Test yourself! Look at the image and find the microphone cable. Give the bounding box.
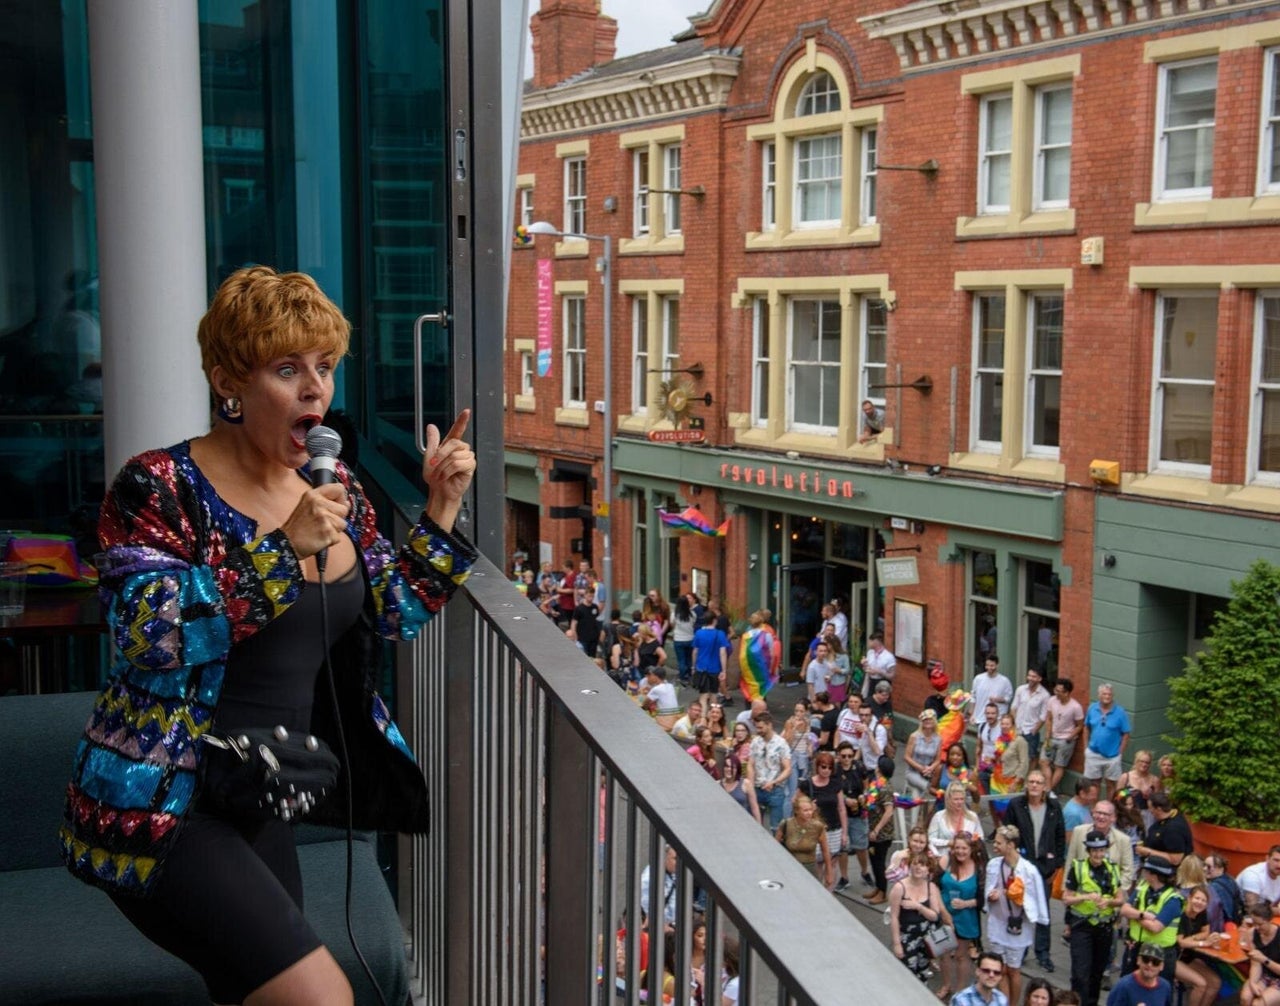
[317,548,389,1006]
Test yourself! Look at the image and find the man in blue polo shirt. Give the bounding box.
[691,612,730,715]
[1082,683,1130,800]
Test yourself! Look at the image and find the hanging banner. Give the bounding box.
[536,258,553,377]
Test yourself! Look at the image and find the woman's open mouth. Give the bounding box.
[291,415,321,451]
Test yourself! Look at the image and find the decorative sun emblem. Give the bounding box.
[656,380,695,426]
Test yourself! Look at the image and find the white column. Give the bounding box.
[88,0,209,477]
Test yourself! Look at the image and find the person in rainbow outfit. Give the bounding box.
[738,609,780,703]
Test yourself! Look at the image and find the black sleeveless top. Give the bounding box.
[216,562,365,733]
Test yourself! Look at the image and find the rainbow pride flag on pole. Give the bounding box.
[657,506,730,538]
[739,625,780,701]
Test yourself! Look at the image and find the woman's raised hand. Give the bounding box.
[423,409,476,531]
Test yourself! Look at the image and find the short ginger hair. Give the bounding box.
[197,266,350,393]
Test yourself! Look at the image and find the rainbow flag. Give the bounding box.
[657,506,730,538]
[739,626,780,701]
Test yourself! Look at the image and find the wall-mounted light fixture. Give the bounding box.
[648,362,706,380]
[648,184,706,200]
[874,158,939,178]
[870,375,933,394]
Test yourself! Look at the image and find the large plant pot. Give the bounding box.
[1189,819,1280,865]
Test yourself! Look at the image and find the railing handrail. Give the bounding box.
[361,448,935,1004]
[457,552,938,1005]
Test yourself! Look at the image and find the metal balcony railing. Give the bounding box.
[367,490,940,1006]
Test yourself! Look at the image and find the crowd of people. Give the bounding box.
[518,563,1280,1005]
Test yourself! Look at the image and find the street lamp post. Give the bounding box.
[527,221,614,610]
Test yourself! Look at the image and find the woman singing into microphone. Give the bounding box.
[59,266,478,1005]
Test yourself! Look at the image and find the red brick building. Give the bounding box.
[505,0,1280,752]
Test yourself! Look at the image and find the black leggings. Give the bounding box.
[109,808,322,1004]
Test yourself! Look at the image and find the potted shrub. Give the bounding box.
[1166,559,1280,859]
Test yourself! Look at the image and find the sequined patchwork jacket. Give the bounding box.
[60,442,476,897]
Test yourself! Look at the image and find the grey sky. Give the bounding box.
[605,1,710,56]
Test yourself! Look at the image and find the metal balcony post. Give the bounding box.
[544,702,595,1003]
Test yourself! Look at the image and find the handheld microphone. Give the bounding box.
[305,425,344,574]
[305,420,391,1006]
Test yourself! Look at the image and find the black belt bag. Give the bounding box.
[200,725,340,822]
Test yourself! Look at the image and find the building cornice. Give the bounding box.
[521,53,741,139]
[860,0,1278,72]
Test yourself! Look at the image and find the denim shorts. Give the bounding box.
[846,815,869,851]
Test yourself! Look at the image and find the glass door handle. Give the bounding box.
[413,311,451,453]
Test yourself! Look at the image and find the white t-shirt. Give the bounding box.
[1011,683,1049,736]
[863,645,896,683]
[977,720,1001,764]
[829,610,849,648]
[1237,862,1280,904]
[971,671,1014,726]
[645,681,679,714]
[835,707,862,748]
[1046,695,1084,740]
[860,721,887,772]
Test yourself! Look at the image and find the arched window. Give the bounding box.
[747,49,882,244]
[797,72,841,116]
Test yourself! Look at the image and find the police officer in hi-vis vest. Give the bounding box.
[1117,854,1184,983]
[1062,830,1125,1006]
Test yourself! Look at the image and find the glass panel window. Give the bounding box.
[980,93,1013,213]
[224,178,255,214]
[633,149,649,236]
[563,296,586,408]
[1158,59,1217,198]
[519,186,534,228]
[662,297,680,375]
[752,298,770,426]
[1261,49,1280,194]
[519,350,534,396]
[375,247,435,299]
[788,299,841,431]
[1034,86,1072,208]
[762,142,777,231]
[861,298,887,407]
[1021,559,1060,679]
[967,550,999,683]
[1252,293,1280,483]
[861,129,878,224]
[633,489,648,596]
[797,72,841,116]
[1026,293,1064,455]
[973,293,1006,448]
[564,156,586,234]
[631,297,649,414]
[1154,293,1217,469]
[795,134,842,226]
[664,145,682,234]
